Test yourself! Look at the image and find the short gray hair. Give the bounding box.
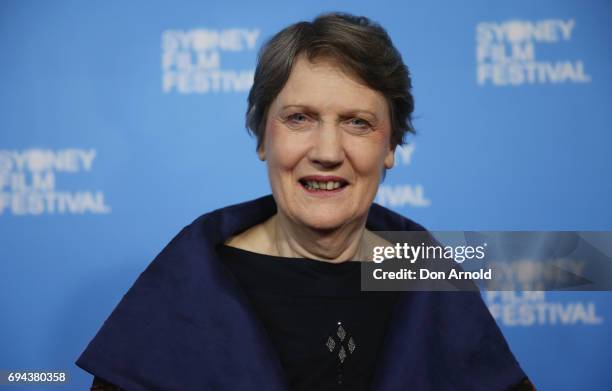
[246,12,415,150]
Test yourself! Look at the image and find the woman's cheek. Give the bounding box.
[345,140,386,174]
[269,130,310,168]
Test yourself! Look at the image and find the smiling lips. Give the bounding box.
[299,175,349,193]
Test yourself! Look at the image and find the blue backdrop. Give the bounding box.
[1,0,611,389]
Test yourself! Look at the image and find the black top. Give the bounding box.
[88,241,536,391]
[83,195,532,390]
[218,244,401,391]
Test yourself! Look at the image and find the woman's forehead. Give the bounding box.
[272,56,388,115]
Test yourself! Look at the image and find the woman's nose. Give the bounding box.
[307,123,345,169]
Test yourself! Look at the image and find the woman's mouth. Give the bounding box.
[298,176,349,192]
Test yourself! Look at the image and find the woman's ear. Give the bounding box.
[384,146,395,169]
[257,145,266,161]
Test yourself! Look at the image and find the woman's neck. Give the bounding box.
[265,212,370,263]
[225,212,388,263]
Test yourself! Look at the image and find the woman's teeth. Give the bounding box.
[304,181,342,190]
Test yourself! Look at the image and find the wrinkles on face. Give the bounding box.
[259,55,395,260]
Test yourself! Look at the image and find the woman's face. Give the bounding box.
[260,55,395,231]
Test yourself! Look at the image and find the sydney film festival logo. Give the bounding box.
[476,18,591,86]
[486,291,603,327]
[0,149,110,216]
[162,28,260,94]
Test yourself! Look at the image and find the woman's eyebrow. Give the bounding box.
[340,110,379,120]
[280,104,316,112]
[281,104,379,119]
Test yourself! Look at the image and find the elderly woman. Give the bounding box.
[78,12,533,391]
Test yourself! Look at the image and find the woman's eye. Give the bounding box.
[350,118,368,127]
[284,113,314,130]
[287,113,308,123]
[346,118,372,132]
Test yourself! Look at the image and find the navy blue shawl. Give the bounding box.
[76,195,526,390]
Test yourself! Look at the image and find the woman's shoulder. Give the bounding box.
[368,201,428,232]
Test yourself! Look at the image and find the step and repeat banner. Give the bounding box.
[1,0,611,389]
